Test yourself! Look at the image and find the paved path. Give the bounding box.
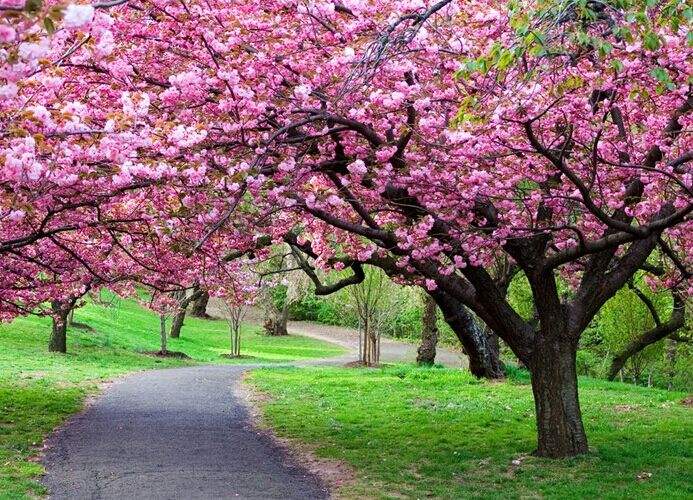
[208,300,468,369]
[43,304,467,498]
[42,365,328,499]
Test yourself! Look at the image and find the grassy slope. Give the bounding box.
[0,298,344,498]
[248,365,692,499]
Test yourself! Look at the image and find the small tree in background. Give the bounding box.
[159,313,169,356]
[219,278,257,357]
[222,300,247,357]
[349,267,407,366]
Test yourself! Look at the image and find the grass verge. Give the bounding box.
[0,298,344,498]
[247,364,692,499]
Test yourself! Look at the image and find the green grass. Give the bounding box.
[248,365,693,499]
[0,298,344,498]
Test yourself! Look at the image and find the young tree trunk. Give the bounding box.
[431,291,504,379]
[49,300,71,354]
[230,325,241,356]
[529,338,588,458]
[190,291,210,318]
[417,294,439,365]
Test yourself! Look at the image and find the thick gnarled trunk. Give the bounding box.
[190,290,210,318]
[170,288,206,339]
[49,300,72,353]
[170,309,186,339]
[431,291,504,379]
[264,303,289,336]
[417,293,438,365]
[529,338,588,458]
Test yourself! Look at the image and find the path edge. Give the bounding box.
[236,370,358,499]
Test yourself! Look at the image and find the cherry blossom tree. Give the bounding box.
[2,0,690,458]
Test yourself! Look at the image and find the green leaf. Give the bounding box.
[610,59,624,73]
[43,17,55,35]
[650,66,669,83]
[24,0,43,14]
[643,31,661,51]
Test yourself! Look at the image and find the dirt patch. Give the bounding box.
[681,395,693,407]
[70,321,95,332]
[237,372,357,499]
[613,404,639,413]
[143,350,192,359]
[220,354,256,360]
[343,360,380,368]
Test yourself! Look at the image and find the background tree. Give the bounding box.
[190,290,211,319]
[416,291,439,366]
[222,300,247,358]
[170,288,205,339]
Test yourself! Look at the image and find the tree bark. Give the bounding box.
[190,290,210,318]
[430,291,504,379]
[49,300,72,354]
[529,338,588,458]
[170,309,186,339]
[264,303,289,336]
[170,288,205,338]
[607,290,686,380]
[417,293,439,365]
[159,314,168,355]
[169,290,187,339]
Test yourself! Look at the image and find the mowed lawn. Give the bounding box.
[248,365,693,499]
[0,297,344,498]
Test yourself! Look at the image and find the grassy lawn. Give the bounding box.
[0,297,344,498]
[248,365,693,499]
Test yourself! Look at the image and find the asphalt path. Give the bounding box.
[42,305,468,498]
[41,365,328,499]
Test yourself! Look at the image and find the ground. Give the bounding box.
[0,298,342,498]
[1,299,691,499]
[247,365,693,499]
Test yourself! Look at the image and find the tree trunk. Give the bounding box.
[190,291,210,318]
[169,290,187,339]
[170,309,186,339]
[417,293,439,365]
[159,314,168,355]
[529,338,588,458]
[264,303,289,336]
[431,291,504,379]
[49,300,71,354]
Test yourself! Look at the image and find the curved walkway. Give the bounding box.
[42,365,328,499]
[42,305,468,498]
